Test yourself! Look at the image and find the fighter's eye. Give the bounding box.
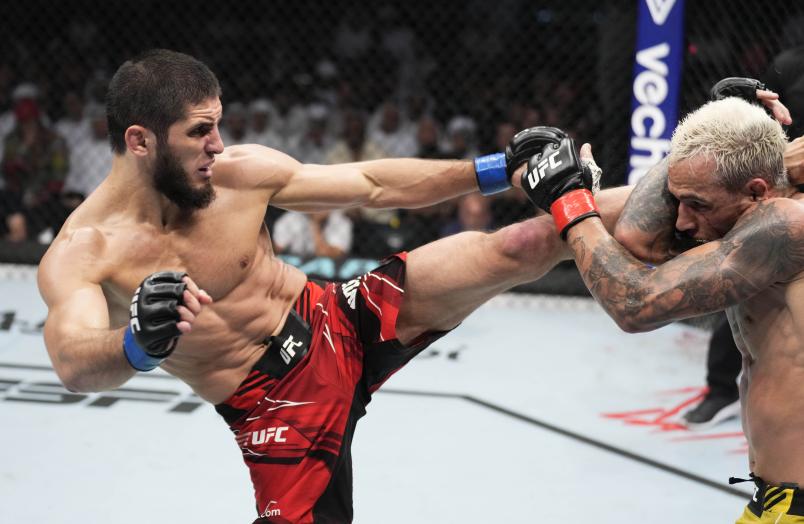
[191,125,211,136]
[687,200,709,211]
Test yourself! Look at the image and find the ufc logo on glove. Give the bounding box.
[527,150,563,189]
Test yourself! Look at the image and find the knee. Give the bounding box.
[497,217,564,263]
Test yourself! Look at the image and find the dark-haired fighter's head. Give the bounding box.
[107,49,224,210]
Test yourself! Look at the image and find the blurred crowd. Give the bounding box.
[0,73,557,257]
[2,0,802,257]
[0,2,606,257]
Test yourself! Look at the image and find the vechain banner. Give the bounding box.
[627,0,685,184]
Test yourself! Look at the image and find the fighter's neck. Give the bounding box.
[106,157,195,229]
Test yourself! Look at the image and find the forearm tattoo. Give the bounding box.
[617,158,677,234]
[571,200,804,331]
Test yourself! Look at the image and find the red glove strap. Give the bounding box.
[550,189,600,236]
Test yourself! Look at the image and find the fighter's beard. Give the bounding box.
[153,143,216,211]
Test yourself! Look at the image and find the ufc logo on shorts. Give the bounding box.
[527,151,563,189]
[280,335,304,364]
[250,426,288,445]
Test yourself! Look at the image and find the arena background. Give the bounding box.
[1,0,802,278]
[1,1,804,523]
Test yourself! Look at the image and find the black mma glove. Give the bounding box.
[123,271,187,371]
[710,77,765,103]
[474,126,567,195]
[505,126,568,177]
[520,136,600,239]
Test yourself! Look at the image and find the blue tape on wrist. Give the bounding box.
[474,153,510,195]
[123,327,164,372]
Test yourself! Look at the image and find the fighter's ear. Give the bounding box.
[744,178,771,201]
[124,125,153,157]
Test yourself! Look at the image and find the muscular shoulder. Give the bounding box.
[738,197,804,232]
[214,144,300,192]
[725,198,804,281]
[38,226,110,304]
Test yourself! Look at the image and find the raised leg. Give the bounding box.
[396,186,632,343]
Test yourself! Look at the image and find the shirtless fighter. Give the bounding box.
[519,96,804,522]
[37,49,630,523]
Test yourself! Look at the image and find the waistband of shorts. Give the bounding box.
[745,474,804,516]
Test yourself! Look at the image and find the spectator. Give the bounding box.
[245,99,283,149]
[325,109,386,164]
[272,210,353,259]
[0,83,40,163]
[219,101,248,146]
[445,115,478,159]
[403,93,434,130]
[368,101,417,157]
[285,104,333,164]
[62,103,112,200]
[326,110,396,258]
[440,193,494,237]
[1,98,69,242]
[397,114,453,251]
[270,89,308,144]
[54,91,90,152]
[414,115,445,159]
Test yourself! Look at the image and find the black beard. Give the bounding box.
[153,143,215,211]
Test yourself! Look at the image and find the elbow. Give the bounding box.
[56,367,91,393]
[617,319,651,334]
[52,362,101,393]
[605,308,656,334]
[613,228,652,263]
[615,313,661,334]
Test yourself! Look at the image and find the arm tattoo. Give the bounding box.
[614,158,691,262]
[571,200,804,331]
[617,158,676,234]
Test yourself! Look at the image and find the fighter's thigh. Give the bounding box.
[396,186,632,344]
[396,218,560,344]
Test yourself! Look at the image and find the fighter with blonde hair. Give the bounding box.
[519,96,804,523]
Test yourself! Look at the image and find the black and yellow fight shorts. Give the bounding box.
[734,475,804,523]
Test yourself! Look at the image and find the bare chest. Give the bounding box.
[100,216,267,322]
[731,281,801,360]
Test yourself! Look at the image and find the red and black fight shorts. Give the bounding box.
[215,253,448,524]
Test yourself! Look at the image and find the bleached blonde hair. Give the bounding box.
[668,97,788,190]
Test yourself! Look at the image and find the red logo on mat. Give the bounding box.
[602,386,747,454]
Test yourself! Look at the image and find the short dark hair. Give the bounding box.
[106,49,222,154]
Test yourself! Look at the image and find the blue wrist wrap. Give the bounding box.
[123,327,164,372]
[474,153,510,195]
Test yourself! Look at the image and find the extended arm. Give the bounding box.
[272,156,480,212]
[225,129,564,212]
[566,199,804,332]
